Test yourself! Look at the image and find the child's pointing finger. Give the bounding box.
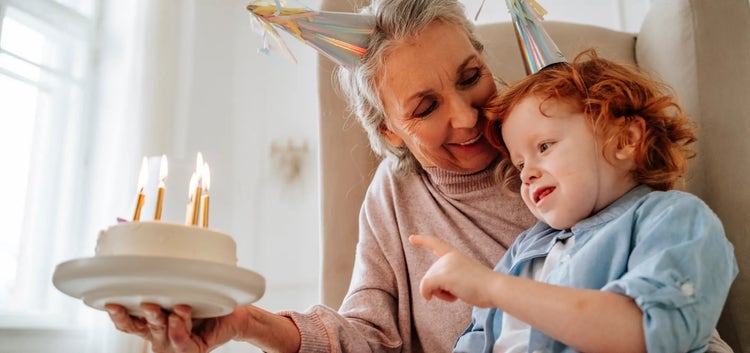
[409,234,455,257]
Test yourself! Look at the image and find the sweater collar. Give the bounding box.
[422,164,497,195]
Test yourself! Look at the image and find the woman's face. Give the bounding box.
[377,21,498,173]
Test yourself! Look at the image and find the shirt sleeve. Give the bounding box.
[601,192,738,353]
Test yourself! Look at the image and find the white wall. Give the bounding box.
[463,0,651,32]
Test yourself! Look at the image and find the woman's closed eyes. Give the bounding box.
[411,66,484,118]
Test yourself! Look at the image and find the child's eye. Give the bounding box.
[539,142,551,153]
[516,162,524,171]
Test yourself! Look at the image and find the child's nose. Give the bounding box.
[521,165,540,184]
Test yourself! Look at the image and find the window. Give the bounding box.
[0,0,100,328]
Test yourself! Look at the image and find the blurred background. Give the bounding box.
[0,0,649,351]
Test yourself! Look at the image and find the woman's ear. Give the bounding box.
[380,123,405,147]
[614,117,646,161]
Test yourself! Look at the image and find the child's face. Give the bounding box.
[501,96,637,229]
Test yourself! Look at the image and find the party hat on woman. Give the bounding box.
[504,0,566,74]
[246,1,374,69]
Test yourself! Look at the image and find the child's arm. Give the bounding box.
[410,234,646,353]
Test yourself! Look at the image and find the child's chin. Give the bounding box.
[545,217,576,230]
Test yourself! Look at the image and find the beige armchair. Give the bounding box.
[317,0,750,351]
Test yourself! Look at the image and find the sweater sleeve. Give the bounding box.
[279,161,409,353]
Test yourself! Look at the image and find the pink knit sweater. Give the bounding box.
[283,160,535,352]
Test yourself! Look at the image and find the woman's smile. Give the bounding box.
[453,132,484,146]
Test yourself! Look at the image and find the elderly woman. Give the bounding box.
[106,0,731,352]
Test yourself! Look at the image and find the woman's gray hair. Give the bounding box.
[336,0,484,174]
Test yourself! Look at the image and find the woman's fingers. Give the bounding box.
[168,305,201,352]
[142,303,171,350]
[105,303,204,353]
[105,304,149,338]
[409,234,455,256]
[172,305,193,333]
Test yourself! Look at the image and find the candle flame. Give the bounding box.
[195,152,204,181]
[202,163,211,193]
[188,172,198,199]
[137,157,148,192]
[159,154,169,181]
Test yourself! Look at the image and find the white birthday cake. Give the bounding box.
[95,221,238,266]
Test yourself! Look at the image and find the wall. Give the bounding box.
[465,0,650,32]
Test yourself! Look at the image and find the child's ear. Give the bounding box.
[615,117,646,160]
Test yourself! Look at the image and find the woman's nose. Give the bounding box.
[446,93,477,128]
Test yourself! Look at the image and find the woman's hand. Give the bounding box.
[409,234,499,308]
[106,303,302,353]
[105,303,247,353]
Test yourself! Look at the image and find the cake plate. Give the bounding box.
[52,256,265,318]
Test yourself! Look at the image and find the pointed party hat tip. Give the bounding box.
[504,0,567,74]
[246,1,375,70]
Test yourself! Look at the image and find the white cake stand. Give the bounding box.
[52,256,265,318]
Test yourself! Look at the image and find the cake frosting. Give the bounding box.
[95,221,237,266]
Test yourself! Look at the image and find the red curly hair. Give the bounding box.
[484,49,697,193]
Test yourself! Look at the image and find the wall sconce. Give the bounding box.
[270,139,309,183]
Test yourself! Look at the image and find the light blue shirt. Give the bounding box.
[454,185,738,353]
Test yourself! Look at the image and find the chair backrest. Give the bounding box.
[317,1,750,351]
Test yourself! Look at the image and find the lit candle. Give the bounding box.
[185,172,198,225]
[200,163,210,228]
[190,152,203,226]
[153,154,168,220]
[132,157,148,221]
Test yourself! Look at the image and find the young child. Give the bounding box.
[410,50,738,353]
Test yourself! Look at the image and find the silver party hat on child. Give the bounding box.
[504,0,566,74]
[246,1,374,69]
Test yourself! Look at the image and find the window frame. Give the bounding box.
[0,0,103,347]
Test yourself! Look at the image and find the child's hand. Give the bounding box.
[409,234,499,308]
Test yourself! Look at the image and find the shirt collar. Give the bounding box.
[571,184,653,232]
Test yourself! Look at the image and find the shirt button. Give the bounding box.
[561,254,571,263]
[681,282,695,296]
